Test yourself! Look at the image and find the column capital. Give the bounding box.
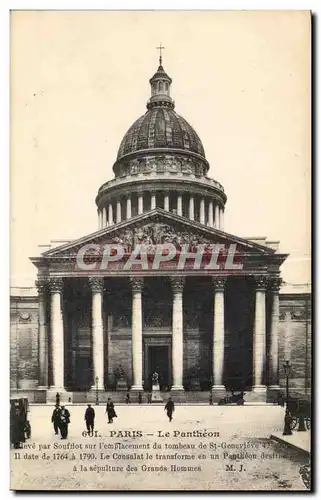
[268,276,283,293]
[36,279,49,294]
[170,276,185,293]
[212,276,227,291]
[49,278,64,293]
[252,275,269,290]
[89,276,104,293]
[130,277,144,293]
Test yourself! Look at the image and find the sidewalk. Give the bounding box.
[270,431,310,455]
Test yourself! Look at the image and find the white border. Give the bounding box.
[2,2,317,498]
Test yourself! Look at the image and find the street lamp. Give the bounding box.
[95,376,99,406]
[282,360,292,436]
[283,360,291,406]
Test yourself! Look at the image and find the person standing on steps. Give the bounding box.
[51,404,61,435]
[106,398,117,424]
[84,404,95,436]
[165,397,175,422]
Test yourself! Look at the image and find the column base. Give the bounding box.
[211,385,225,391]
[46,388,71,404]
[211,385,226,402]
[90,385,105,391]
[49,386,66,392]
[170,385,184,391]
[252,385,267,394]
[130,385,144,392]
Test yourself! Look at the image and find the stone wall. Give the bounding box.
[10,294,39,390]
[278,293,311,396]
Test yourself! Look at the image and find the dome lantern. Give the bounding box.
[147,44,174,110]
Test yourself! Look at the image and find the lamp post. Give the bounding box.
[95,376,99,406]
[282,360,292,436]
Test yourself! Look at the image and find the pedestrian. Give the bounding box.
[59,406,70,439]
[106,398,117,424]
[84,404,95,436]
[51,404,61,435]
[165,397,175,422]
[125,392,131,404]
[138,392,142,404]
[209,392,213,406]
[55,392,60,406]
[147,391,152,404]
[10,405,25,449]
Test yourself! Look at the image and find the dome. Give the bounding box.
[117,108,206,160]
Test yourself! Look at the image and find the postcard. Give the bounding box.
[10,10,311,491]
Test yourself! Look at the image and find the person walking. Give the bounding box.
[84,404,95,436]
[55,392,60,406]
[51,404,61,435]
[125,392,131,404]
[105,398,117,424]
[147,391,152,404]
[59,406,70,439]
[138,392,142,404]
[165,397,175,422]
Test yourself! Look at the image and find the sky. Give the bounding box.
[10,10,311,290]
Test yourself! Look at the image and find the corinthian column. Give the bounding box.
[36,279,48,388]
[116,201,121,223]
[126,196,132,219]
[89,277,105,390]
[102,207,107,228]
[208,200,214,227]
[253,276,268,393]
[151,192,156,210]
[189,196,195,220]
[130,277,144,390]
[177,194,182,216]
[108,204,113,226]
[200,198,205,224]
[212,277,227,393]
[164,193,170,211]
[214,204,219,229]
[49,278,65,391]
[170,277,185,390]
[268,277,282,389]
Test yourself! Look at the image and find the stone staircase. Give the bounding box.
[12,389,280,405]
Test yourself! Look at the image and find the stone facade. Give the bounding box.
[10,60,311,403]
[10,285,311,398]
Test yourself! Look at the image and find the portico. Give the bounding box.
[29,57,288,403]
[32,211,285,401]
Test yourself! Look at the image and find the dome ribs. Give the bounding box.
[136,112,151,150]
[163,108,174,146]
[154,109,166,147]
[147,109,157,148]
[116,108,206,160]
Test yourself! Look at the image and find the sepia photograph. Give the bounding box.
[9,10,311,491]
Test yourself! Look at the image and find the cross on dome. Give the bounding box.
[157,43,165,65]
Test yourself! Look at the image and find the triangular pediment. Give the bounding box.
[38,208,277,259]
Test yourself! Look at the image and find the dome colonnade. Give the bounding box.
[96,58,226,231]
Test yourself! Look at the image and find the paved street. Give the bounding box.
[10,404,309,491]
